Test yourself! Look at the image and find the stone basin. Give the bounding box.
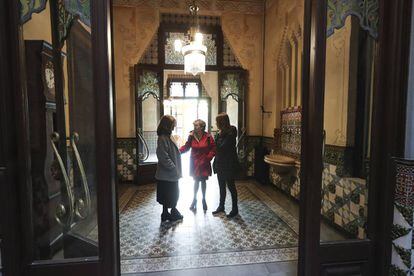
[264,154,298,174]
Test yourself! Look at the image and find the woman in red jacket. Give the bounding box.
[180,119,216,211]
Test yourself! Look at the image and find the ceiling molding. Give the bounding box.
[113,0,264,15]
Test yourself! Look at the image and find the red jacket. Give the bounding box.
[179,132,216,178]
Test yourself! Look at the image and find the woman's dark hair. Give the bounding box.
[157,115,176,136]
[216,113,231,131]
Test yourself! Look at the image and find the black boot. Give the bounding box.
[226,208,239,218]
[189,199,197,210]
[161,211,171,222]
[212,206,225,215]
[170,208,183,221]
[202,199,207,211]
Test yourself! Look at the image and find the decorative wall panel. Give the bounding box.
[64,0,91,27]
[137,70,161,100]
[324,145,355,177]
[165,32,187,65]
[269,166,300,200]
[114,1,264,15]
[244,136,261,177]
[327,0,379,39]
[280,108,301,157]
[161,13,221,26]
[223,37,242,67]
[139,34,158,65]
[20,0,47,23]
[117,138,137,182]
[220,72,245,101]
[321,164,368,239]
[164,32,217,66]
[391,160,414,276]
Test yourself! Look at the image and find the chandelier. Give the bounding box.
[174,1,207,76]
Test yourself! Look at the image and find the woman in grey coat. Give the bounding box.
[155,115,183,222]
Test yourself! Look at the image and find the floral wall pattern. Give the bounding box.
[327,0,379,39]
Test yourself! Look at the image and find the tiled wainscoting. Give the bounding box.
[391,159,414,276]
[117,138,137,183]
[116,136,261,183]
[269,167,300,200]
[268,157,368,239]
[321,164,367,239]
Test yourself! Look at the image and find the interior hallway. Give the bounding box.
[118,154,344,275]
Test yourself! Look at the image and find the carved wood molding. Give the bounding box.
[113,0,264,15]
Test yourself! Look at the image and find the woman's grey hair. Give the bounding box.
[193,119,206,131]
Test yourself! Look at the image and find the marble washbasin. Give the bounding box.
[264,154,299,174]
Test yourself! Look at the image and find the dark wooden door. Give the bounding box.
[299,0,411,275]
[134,66,163,184]
[0,0,119,275]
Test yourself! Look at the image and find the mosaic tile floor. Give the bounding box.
[119,179,299,274]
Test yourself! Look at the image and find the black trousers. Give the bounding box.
[217,174,238,210]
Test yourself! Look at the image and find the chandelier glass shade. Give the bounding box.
[174,2,207,76]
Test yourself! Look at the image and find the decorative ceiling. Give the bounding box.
[112,0,265,15]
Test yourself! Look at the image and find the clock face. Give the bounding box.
[45,64,55,89]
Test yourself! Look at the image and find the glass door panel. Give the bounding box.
[18,0,118,273]
[135,67,162,184]
[226,96,239,129]
[141,95,160,163]
[23,3,99,260]
[218,70,247,136]
[320,15,376,242]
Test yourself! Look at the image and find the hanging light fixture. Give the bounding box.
[174,1,207,76]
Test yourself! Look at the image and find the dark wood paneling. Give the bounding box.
[91,0,120,274]
[320,262,367,276]
[0,0,32,274]
[63,234,98,258]
[368,0,412,275]
[298,0,327,275]
[28,261,98,276]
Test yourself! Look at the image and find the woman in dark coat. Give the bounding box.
[155,115,183,222]
[180,119,216,211]
[212,113,240,218]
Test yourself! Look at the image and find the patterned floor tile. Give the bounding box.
[119,178,298,273]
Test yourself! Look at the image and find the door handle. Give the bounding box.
[70,132,91,220]
[136,129,149,161]
[50,132,74,227]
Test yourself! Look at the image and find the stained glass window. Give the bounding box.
[221,73,243,101]
[137,71,160,100]
[165,32,217,66]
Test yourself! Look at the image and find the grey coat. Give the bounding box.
[155,135,182,181]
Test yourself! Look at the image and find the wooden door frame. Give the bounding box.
[0,0,120,275]
[0,0,26,275]
[370,0,412,274]
[299,0,412,275]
